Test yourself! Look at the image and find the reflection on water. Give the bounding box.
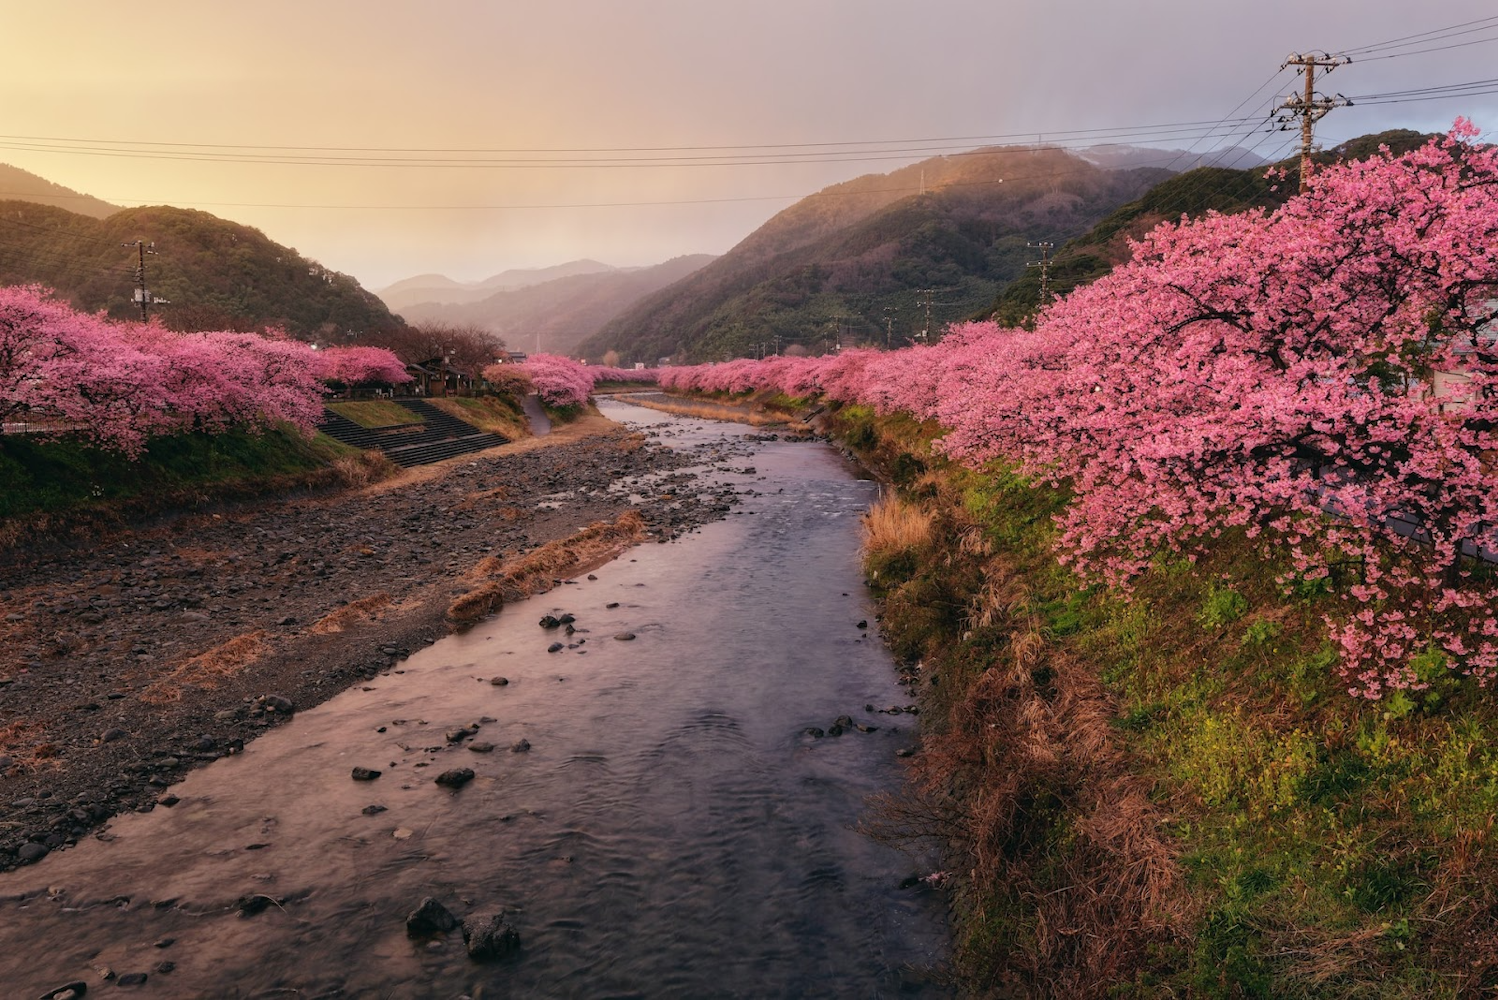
[0,399,948,998]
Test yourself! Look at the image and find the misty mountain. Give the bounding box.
[378,259,617,312]
[0,163,120,219]
[395,254,716,357]
[0,200,402,338]
[1074,143,1268,172]
[580,147,1172,363]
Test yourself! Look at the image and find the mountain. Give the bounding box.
[0,201,403,338]
[0,163,120,219]
[987,129,1435,325]
[378,259,617,312]
[580,146,1174,363]
[1075,143,1268,172]
[395,254,716,357]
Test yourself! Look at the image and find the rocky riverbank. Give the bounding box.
[0,414,741,870]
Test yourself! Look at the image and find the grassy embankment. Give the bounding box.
[324,398,425,428]
[0,427,388,548]
[424,395,532,439]
[834,403,1498,997]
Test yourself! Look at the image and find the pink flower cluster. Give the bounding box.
[0,285,407,454]
[658,123,1498,698]
[520,353,597,408]
[513,356,658,407]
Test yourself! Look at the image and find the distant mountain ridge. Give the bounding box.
[0,163,120,219]
[581,146,1174,362]
[394,254,717,357]
[1074,143,1268,172]
[378,259,617,312]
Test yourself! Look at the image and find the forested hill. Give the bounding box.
[0,201,403,338]
[987,129,1433,325]
[579,147,1172,363]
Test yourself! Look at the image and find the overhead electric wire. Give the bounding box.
[1336,15,1498,57]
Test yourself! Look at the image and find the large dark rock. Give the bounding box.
[351,767,382,781]
[16,842,49,864]
[406,896,457,937]
[435,768,475,789]
[462,911,521,960]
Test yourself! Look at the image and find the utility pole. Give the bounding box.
[1274,52,1352,192]
[882,305,898,349]
[915,288,937,342]
[122,240,157,320]
[1026,242,1055,304]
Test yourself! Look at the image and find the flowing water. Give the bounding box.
[0,399,949,998]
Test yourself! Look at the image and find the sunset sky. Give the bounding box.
[4,0,1497,290]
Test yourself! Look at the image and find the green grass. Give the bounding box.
[0,426,353,522]
[326,399,424,427]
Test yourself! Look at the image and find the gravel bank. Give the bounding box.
[0,415,740,870]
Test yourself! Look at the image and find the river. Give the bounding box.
[0,398,949,999]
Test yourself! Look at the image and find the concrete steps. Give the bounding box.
[318,398,509,467]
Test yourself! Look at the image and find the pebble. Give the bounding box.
[351,767,382,781]
[510,739,531,753]
[489,677,509,686]
[613,632,636,641]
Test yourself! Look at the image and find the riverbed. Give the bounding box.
[0,399,948,998]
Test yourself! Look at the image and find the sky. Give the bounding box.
[4,0,1498,291]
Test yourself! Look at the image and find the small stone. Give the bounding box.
[557,613,575,625]
[351,767,382,781]
[489,677,509,686]
[100,728,127,744]
[361,804,388,816]
[153,962,174,974]
[605,602,620,609]
[803,727,825,738]
[444,728,471,744]
[462,911,521,961]
[538,615,561,629]
[260,694,295,714]
[895,748,915,758]
[435,768,475,788]
[855,723,878,733]
[116,972,148,987]
[153,938,174,948]
[547,643,564,653]
[37,982,87,1000]
[467,742,495,753]
[405,896,457,937]
[157,794,180,807]
[613,632,636,641]
[510,739,531,753]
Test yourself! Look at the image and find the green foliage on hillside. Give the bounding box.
[0,201,404,338]
[0,426,357,521]
[582,148,1171,363]
[988,130,1436,327]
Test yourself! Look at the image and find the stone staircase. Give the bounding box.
[318,398,509,467]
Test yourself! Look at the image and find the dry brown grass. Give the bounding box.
[330,450,400,488]
[867,531,1190,995]
[447,510,646,627]
[626,395,792,427]
[140,630,270,705]
[309,592,394,635]
[860,494,934,558]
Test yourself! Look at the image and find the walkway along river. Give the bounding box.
[0,398,949,998]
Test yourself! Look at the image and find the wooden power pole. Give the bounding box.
[1275,52,1352,192]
